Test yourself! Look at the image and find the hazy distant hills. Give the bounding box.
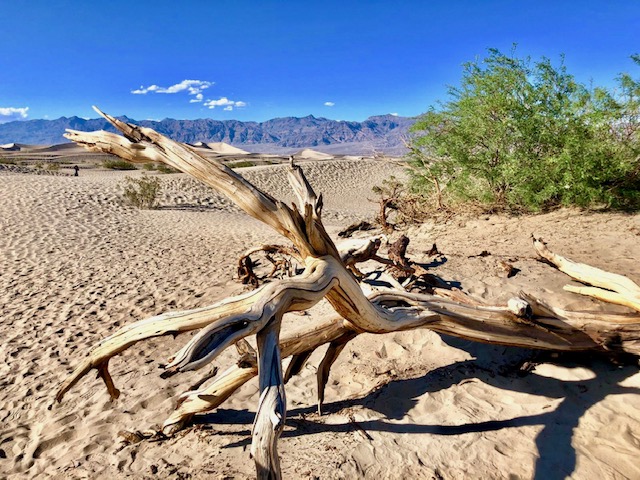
[0,114,415,155]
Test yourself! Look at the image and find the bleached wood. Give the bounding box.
[534,237,640,313]
[563,285,640,313]
[251,317,286,479]
[55,110,640,478]
[316,332,357,414]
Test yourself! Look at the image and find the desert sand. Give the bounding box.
[293,149,334,160]
[1,158,640,479]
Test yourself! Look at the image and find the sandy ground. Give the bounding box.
[1,159,640,479]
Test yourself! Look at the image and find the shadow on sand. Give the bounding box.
[193,336,639,478]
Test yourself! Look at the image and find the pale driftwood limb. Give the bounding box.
[165,364,257,436]
[161,287,640,436]
[56,110,640,478]
[564,285,640,312]
[237,244,300,287]
[164,257,338,374]
[316,331,358,414]
[533,237,640,313]
[163,289,640,435]
[54,256,337,405]
[65,107,340,261]
[163,316,348,435]
[251,317,285,480]
[55,297,258,403]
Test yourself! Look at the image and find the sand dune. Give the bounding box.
[31,143,89,154]
[0,142,44,151]
[206,142,250,155]
[189,142,250,155]
[1,159,640,479]
[293,148,334,160]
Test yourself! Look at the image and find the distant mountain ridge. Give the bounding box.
[0,114,415,155]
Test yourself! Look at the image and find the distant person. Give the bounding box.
[73,165,79,176]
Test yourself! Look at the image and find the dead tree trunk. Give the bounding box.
[54,107,640,479]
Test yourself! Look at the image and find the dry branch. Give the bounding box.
[55,108,640,478]
[534,237,640,312]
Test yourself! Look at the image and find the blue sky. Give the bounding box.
[1,0,638,123]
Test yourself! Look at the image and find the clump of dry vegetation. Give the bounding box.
[372,175,431,230]
[103,159,137,170]
[142,162,180,174]
[121,175,162,209]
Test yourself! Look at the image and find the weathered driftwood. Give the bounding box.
[534,237,640,313]
[55,107,640,479]
[237,245,300,287]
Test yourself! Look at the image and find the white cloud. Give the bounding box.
[390,112,399,116]
[131,80,213,98]
[0,106,28,123]
[131,84,159,94]
[205,97,233,107]
[204,97,246,110]
[324,101,335,107]
[131,81,248,111]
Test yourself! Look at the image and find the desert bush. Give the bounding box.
[231,160,256,168]
[122,175,162,209]
[46,162,60,171]
[142,162,179,173]
[0,157,16,165]
[103,159,137,170]
[155,163,179,174]
[372,176,430,229]
[407,48,640,212]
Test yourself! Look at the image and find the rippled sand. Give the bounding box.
[1,160,640,479]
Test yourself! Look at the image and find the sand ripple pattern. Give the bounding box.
[1,160,640,479]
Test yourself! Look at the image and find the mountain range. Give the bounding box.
[0,114,416,155]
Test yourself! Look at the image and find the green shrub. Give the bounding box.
[0,158,16,165]
[104,159,137,170]
[142,162,179,173]
[155,163,179,174]
[407,48,640,212]
[231,161,256,168]
[122,175,162,209]
[46,163,60,171]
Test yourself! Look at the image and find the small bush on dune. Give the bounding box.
[103,159,137,170]
[372,176,431,229]
[142,162,179,173]
[231,161,256,168]
[155,163,179,174]
[122,175,162,209]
